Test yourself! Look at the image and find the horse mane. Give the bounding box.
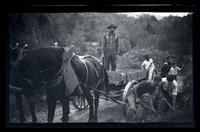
[14,47,65,80]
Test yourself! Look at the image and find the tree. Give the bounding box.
[9,13,192,60]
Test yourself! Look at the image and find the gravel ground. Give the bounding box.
[10,98,126,123]
[9,75,193,123]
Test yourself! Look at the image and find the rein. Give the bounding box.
[79,58,107,98]
[42,51,76,89]
[80,58,89,86]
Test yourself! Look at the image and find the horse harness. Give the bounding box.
[78,55,104,92]
[40,49,103,93]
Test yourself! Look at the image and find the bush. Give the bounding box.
[117,47,169,71]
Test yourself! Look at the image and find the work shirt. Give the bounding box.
[168,66,181,76]
[141,58,155,70]
[161,77,178,96]
[102,33,119,55]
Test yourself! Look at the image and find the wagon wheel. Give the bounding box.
[122,80,138,121]
[71,96,89,110]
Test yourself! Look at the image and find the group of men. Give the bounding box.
[139,55,181,113]
[102,24,182,114]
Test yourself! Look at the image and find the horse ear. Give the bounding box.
[64,46,69,52]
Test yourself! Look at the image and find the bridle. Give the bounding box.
[40,48,76,89]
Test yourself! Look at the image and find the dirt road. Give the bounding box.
[10,75,192,123]
[10,98,126,123]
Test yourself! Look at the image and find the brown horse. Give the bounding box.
[11,47,108,123]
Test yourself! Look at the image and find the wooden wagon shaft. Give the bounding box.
[9,85,23,94]
[162,97,175,111]
[86,85,125,105]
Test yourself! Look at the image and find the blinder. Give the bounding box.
[40,47,75,89]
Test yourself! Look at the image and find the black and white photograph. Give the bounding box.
[8,12,194,125]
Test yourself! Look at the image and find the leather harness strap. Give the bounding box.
[78,56,103,91]
[81,59,89,86]
[147,62,154,71]
[42,47,103,93]
[45,51,75,89]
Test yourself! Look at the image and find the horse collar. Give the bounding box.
[67,53,75,63]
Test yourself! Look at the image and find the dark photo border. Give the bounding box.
[1,2,199,128]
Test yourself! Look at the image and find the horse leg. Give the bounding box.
[27,97,37,123]
[47,92,56,123]
[59,96,70,123]
[15,94,25,123]
[84,90,95,122]
[94,92,100,122]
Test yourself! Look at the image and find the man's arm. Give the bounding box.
[176,66,181,71]
[172,95,176,108]
[102,35,106,55]
[115,36,119,55]
[149,58,153,63]
[141,61,146,70]
[172,80,178,109]
[133,86,139,103]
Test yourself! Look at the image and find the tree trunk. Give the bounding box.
[32,28,38,48]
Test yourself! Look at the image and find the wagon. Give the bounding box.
[71,68,149,119]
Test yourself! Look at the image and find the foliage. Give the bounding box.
[117,47,169,70]
[9,13,192,70]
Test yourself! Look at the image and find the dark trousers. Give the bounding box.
[162,89,173,112]
[104,54,116,71]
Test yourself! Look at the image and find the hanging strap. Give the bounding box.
[147,62,154,71]
[81,59,89,86]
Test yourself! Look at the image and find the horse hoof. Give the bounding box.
[88,119,96,122]
[20,117,25,123]
[62,117,69,123]
[48,120,53,123]
[32,118,37,123]
[32,120,37,123]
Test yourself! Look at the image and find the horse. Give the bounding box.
[9,44,28,123]
[69,54,109,122]
[11,47,108,123]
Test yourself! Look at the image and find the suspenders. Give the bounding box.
[105,34,118,47]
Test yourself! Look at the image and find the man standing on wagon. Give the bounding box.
[141,55,156,81]
[102,24,119,71]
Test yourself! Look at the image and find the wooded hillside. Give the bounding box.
[9,13,192,70]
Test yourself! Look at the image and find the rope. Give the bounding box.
[80,82,125,105]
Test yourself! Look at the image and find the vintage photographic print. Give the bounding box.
[8,12,193,124]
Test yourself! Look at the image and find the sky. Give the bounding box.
[118,12,190,20]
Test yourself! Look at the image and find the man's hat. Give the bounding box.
[144,55,150,60]
[166,55,176,60]
[107,24,117,29]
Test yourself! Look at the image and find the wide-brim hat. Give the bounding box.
[166,55,176,60]
[107,24,117,29]
[171,60,177,65]
[144,55,150,59]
